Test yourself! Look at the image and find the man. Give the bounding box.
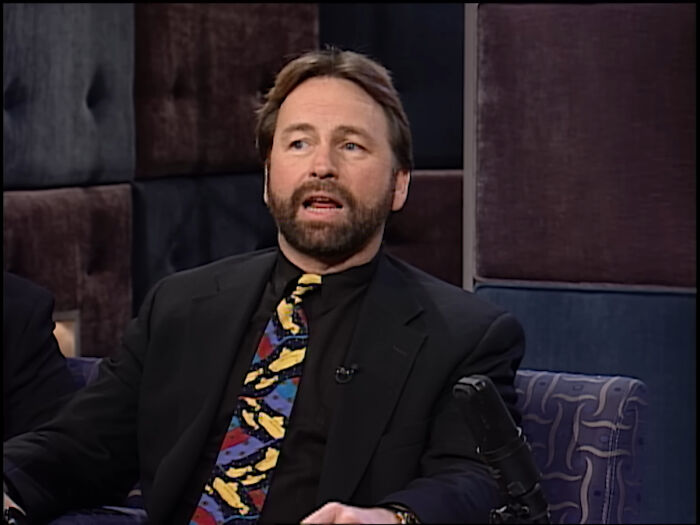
[3,272,76,441]
[3,48,524,524]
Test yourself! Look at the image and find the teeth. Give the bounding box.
[304,196,341,208]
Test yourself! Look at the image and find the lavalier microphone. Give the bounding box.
[335,364,359,384]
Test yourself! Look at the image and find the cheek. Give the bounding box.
[267,176,289,198]
[268,152,306,190]
[358,171,394,198]
[267,166,298,196]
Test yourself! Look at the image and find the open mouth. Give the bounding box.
[302,195,344,210]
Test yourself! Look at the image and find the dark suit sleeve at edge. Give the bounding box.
[2,280,163,523]
[4,280,76,441]
[379,312,525,524]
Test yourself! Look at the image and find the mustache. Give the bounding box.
[290,180,357,209]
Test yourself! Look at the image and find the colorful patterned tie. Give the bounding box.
[190,273,322,525]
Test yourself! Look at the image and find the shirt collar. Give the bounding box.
[272,248,381,307]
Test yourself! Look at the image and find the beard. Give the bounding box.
[266,177,395,261]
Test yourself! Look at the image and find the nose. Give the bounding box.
[310,142,337,179]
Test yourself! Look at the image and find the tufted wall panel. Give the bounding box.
[2,2,321,360]
[476,4,696,286]
[475,283,696,523]
[320,4,466,284]
[320,3,465,169]
[3,185,132,358]
[134,3,318,178]
[131,173,277,312]
[384,170,463,287]
[3,3,134,189]
[133,169,464,312]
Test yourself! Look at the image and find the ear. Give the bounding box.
[391,169,410,211]
[263,162,270,205]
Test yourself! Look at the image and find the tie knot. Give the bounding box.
[289,273,322,303]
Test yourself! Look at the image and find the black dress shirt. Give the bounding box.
[176,249,380,523]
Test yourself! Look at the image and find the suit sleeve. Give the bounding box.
[2,280,163,523]
[379,312,525,524]
[3,279,76,441]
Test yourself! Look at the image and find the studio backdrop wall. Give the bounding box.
[3,3,695,523]
[470,4,695,523]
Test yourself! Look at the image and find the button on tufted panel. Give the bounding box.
[3,4,134,189]
[476,4,695,286]
[3,185,132,358]
[384,170,463,287]
[131,173,277,314]
[134,4,319,178]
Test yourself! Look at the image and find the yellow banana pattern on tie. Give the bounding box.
[191,274,321,525]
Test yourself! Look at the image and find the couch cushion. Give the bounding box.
[515,369,647,524]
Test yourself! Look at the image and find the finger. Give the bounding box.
[301,501,341,524]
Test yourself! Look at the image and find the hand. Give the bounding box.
[3,490,18,514]
[301,502,399,524]
[4,492,27,525]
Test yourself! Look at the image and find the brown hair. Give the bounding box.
[255,47,413,171]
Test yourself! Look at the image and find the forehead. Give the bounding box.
[275,76,389,138]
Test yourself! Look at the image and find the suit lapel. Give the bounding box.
[179,251,277,425]
[317,255,426,503]
[150,251,279,520]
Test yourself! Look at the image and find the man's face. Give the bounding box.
[265,76,409,261]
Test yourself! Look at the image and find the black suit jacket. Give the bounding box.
[3,249,524,524]
[3,272,76,441]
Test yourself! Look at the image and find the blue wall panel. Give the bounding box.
[475,284,696,523]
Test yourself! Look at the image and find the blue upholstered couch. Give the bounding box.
[58,357,648,524]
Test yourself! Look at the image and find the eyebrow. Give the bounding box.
[279,123,315,137]
[278,123,375,144]
[334,125,374,143]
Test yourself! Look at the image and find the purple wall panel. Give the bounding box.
[134,3,318,178]
[476,4,695,286]
[385,171,463,287]
[3,185,132,358]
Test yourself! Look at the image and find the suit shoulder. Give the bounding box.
[384,254,512,321]
[147,248,277,305]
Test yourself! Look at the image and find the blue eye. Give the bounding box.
[344,142,361,151]
[290,140,306,149]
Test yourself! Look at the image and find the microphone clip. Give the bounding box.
[335,364,359,384]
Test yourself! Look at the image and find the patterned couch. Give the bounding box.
[62,357,648,524]
[515,370,647,524]
[4,4,693,522]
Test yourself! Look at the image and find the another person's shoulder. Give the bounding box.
[4,272,54,309]
[3,273,57,336]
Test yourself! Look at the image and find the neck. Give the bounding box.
[277,230,384,275]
